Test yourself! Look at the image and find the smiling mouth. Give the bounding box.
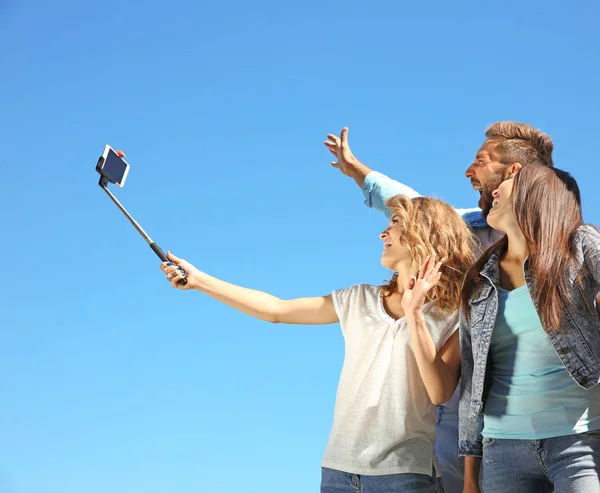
[383,241,392,250]
[472,182,483,193]
[492,198,499,208]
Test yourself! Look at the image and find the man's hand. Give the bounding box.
[324,127,372,187]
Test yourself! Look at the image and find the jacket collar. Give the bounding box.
[479,244,506,285]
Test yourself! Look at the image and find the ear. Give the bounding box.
[509,162,522,175]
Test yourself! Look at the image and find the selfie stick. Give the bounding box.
[98,176,187,285]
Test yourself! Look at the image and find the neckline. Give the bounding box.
[498,283,527,294]
[377,287,435,324]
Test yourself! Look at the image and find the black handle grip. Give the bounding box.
[150,242,168,262]
[150,242,187,285]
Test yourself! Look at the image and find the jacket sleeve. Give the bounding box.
[458,309,485,457]
[580,225,600,287]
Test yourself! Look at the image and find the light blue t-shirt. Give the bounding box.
[482,284,600,439]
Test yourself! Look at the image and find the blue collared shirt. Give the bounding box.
[362,171,494,243]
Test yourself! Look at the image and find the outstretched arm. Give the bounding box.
[325,128,483,222]
[161,253,339,325]
[325,128,420,217]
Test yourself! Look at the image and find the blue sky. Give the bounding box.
[1,1,599,492]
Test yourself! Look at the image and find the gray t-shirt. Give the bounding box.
[322,284,458,476]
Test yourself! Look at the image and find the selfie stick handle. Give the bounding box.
[99,179,187,285]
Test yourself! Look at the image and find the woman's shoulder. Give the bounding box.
[573,224,600,254]
[332,283,381,303]
[574,224,600,240]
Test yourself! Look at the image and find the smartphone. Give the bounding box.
[96,145,130,187]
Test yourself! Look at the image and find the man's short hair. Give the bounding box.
[485,121,554,168]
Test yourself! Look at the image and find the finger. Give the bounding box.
[340,127,349,147]
[328,135,340,146]
[406,276,416,290]
[167,251,181,264]
[170,270,188,288]
[424,255,437,279]
[116,150,126,158]
[167,252,190,275]
[419,255,431,278]
[331,161,340,168]
[428,261,443,281]
[326,147,338,157]
[161,260,180,272]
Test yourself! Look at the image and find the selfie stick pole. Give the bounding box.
[99,176,187,285]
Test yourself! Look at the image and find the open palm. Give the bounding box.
[402,256,443,314]
[324,127,359,177]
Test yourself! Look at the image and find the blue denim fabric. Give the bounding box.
[481,430,600,493]
[435,407,463,493]
[321,467,444,493]
[459,225,600,457]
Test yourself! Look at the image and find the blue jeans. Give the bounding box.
[482,430,600,492]
[320,467,444,493]
[435,406,463,493]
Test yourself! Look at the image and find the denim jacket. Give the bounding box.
[458,225,600,457]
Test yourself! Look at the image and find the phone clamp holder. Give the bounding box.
[97,156,187,285]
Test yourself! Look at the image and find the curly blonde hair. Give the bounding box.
[382,195,477,314]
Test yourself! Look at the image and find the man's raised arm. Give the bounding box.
[325,127,483,222]
[325,128,420,218]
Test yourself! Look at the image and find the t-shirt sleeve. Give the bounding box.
[436,310,459,351]
[331,284,370,338]
[331,285,357,328]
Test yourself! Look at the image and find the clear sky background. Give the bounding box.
[1,1,599,492]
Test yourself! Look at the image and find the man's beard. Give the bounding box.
[480,174,504,218]
[480,189,494,218]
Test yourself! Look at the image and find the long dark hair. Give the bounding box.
[461,164,583,331]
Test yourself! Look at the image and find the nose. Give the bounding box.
[380,230,389,240]
[492,188,499,198]
[465,163,475,178]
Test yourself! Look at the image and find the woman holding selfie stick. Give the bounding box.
[161,194,476,493]
[459,164,600,493]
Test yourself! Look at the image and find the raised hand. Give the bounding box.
[324,127,368,179]
[401,256,443,315]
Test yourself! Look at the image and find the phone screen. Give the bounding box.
[100,147,129,187]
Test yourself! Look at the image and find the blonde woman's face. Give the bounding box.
[380,215,412,271]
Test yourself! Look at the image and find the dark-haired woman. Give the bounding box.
[459,164,600,493]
